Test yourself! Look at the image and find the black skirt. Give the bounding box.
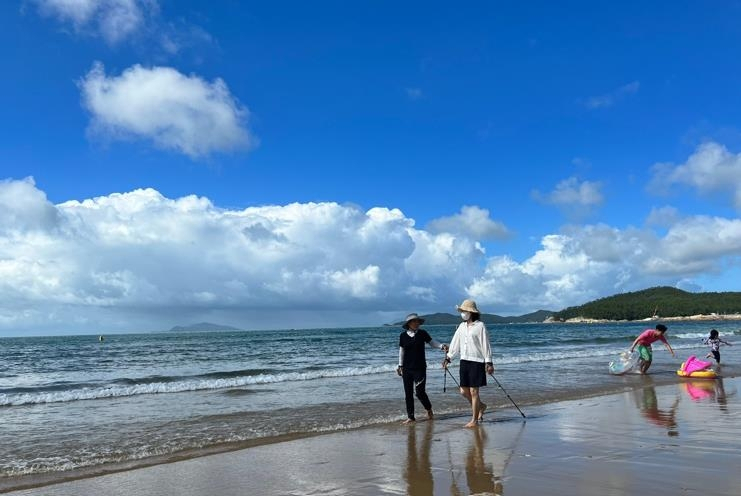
[459,359,487,387]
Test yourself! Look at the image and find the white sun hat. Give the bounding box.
[402,313,425,329]
[456,299,481,313]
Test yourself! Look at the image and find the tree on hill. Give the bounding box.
[551,286,741,321]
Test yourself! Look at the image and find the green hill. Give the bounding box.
[551,286,741,321]
[391,286,741,326]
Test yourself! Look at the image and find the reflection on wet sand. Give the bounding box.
[716,378,728,412]
[451,427,503,496]
[634,378,679,437]
[682,377,730,413]
[402,421,507,496]
[404,421,434,496]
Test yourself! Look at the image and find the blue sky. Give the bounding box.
[3,1,741,335]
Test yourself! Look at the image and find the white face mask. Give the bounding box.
[460,311,471,321]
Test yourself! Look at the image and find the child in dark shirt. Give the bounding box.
[703,329,732,364]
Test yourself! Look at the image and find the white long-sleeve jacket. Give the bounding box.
[446,320,492,364]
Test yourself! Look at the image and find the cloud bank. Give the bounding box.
[80,63,255,158]
[3,170,741,333]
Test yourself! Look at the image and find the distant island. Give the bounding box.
[168,322,242,332]
[388,310,554,327]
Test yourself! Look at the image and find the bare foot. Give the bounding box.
[402,418,416,425]
[426,409,434,420]
[464,420,478,428]
[478,403,487,421]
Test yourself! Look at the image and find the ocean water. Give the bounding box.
[1,321,739,482]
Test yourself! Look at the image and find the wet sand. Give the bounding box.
[4,376,741,495]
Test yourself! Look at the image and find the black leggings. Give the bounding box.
[402,368,432,420]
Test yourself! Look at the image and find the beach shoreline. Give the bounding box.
[0,374,690,493]
[548,313,741,324]
[4,376,741,495]
[3,321,738,494]
[0,431,330,494]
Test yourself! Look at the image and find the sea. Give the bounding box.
[1,320,739,485]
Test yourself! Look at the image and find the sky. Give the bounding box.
[3,1,741,335]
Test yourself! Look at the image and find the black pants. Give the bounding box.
[402,368,431,420]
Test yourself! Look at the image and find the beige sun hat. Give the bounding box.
[456,299,480,313]
[402,313,425,329]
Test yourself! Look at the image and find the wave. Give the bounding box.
[0,369,280,396]
[674,331,736,339]
[1,340,715,407]
[494,342,704,365]
[494,336,633,347]
[495,346,635,365]
[0,411,404,478]
[547,335,639,346]
[497,330,730,347]
[221,388,261,396]
[111,368,277,385]
[506,330,738,345]
[0,364,397,406]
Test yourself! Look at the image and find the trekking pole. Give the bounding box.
[446,367,460,389]
[443,365,447,392]
[488,372,526,419]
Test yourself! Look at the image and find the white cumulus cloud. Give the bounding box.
[532,177,604,219]
[4,179,741,333]
[0,177,59,232]
[649,141,741,208]
[79,62,255,158]
[0,180,485,331]
[533,177,604,207]
[426,206,511,241]
[467,217,741,314]
[646,206,681,227]
[33,0,151,44]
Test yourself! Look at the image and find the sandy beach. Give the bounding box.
[4,376,740,496]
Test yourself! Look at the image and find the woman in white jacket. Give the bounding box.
[443,299,494,428]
